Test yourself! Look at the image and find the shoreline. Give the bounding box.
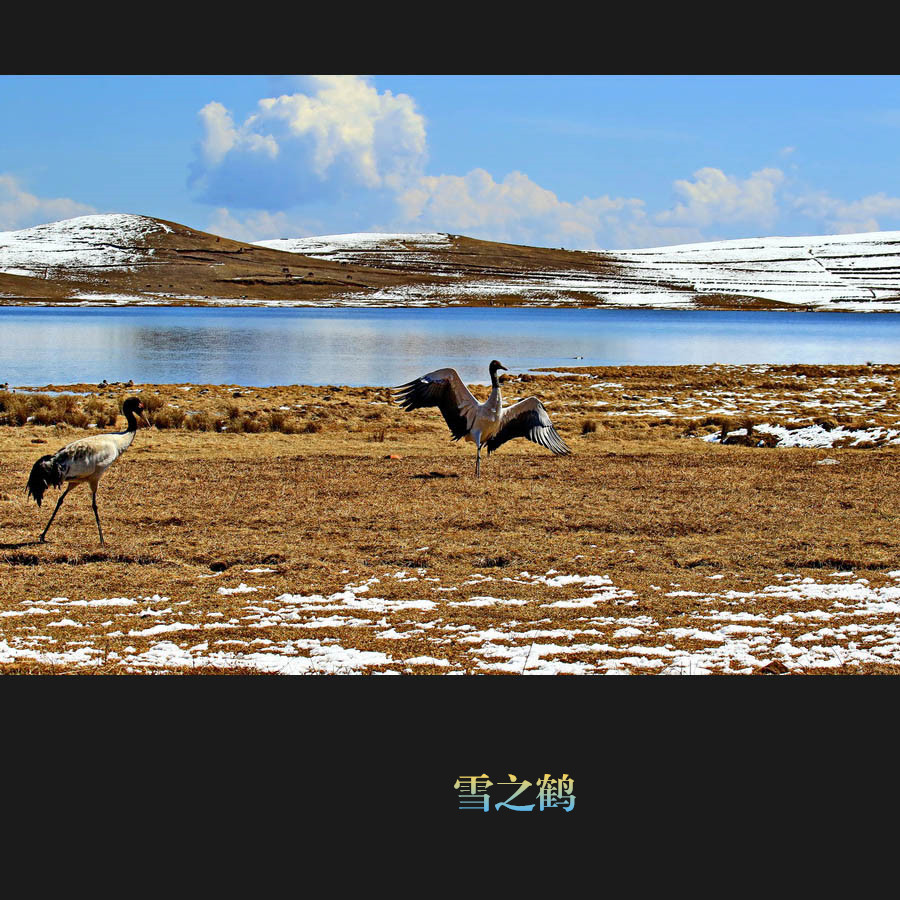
[4,297,900,313]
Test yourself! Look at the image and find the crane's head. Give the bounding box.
[123,396,149,426]
[489,360,508,375]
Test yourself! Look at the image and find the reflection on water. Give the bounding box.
[1,306,899,387]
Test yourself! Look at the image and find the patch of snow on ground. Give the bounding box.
[7,567,900,675]
[704,423,900,449]
[254,232,451,262]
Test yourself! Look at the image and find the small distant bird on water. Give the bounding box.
[393,360,570,477]
[26,397,148,544]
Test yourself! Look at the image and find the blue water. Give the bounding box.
[1,306,899,387]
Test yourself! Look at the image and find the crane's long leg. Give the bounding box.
[476,445,482,478]
[90,483,105,545]
[41,484,74,542]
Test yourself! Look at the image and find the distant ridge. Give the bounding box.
[3,213,900,311]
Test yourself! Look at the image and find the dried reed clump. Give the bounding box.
[698,414,731,431]
[139,394,165,415]
[0,391,87,426]
[276,419,303,435]
[241,416,266,434]
[195,403,314,435]
[151,405,187,429]
[64,409,91,429]
[267,410,306,433]
[0,392,29,426]
[754,432,780,449]
[185,411,219,432]
[223,414,248,434]
[1,390,323,436]
[84,397,118,428]
[581,419,597,435]
[0,391,127,428]
[720,418,751,446]
[264,411,305,434]
[219,411,261,434]
[716,417,735,441]
[30,405,58,426]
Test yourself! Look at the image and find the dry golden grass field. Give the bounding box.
[3,364,900,675]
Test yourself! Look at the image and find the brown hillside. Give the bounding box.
[0,216,620,306]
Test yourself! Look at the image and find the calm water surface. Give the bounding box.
[2,306,899,387]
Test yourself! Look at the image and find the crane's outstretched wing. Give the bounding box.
[393,368,480,440]
[485,397,570,455]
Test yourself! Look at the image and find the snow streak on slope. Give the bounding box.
[0,215,172,275]
[257,229,900,310]
[6,216,900,310]
[256,233,452,266]
[613,231,900,308]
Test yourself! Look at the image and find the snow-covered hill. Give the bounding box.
[4,213,900,310]
[0,214,172,275]
[610,231,900,310]
[256,229,900,311]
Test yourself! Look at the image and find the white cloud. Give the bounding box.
[655,167,785,230]
[191,75,427,209]
[793,189,900,234]
[193,77,798,249]
[206,207,325,243]
[395,168,674,249]
[192,77,900,250]
[396,167,756,250]
[197,102,240,165]
[0,174,96,231]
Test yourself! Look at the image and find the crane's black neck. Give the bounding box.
[124,408,140,432]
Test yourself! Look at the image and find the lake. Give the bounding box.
[1,306,899,387]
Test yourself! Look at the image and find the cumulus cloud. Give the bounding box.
[191,75,427,209]
[0,174,96,231]
[206,208,307,243]
[793,189,900,234]
[655,167,785,230]
[396,164,791,248]
[205,163,718,250]
[194,77,900,249]
[396,168,667,249]
[193,76,800,249]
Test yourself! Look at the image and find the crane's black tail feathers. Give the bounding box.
[26,455,64,507]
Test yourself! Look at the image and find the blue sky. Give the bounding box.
[3,74,900,250]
